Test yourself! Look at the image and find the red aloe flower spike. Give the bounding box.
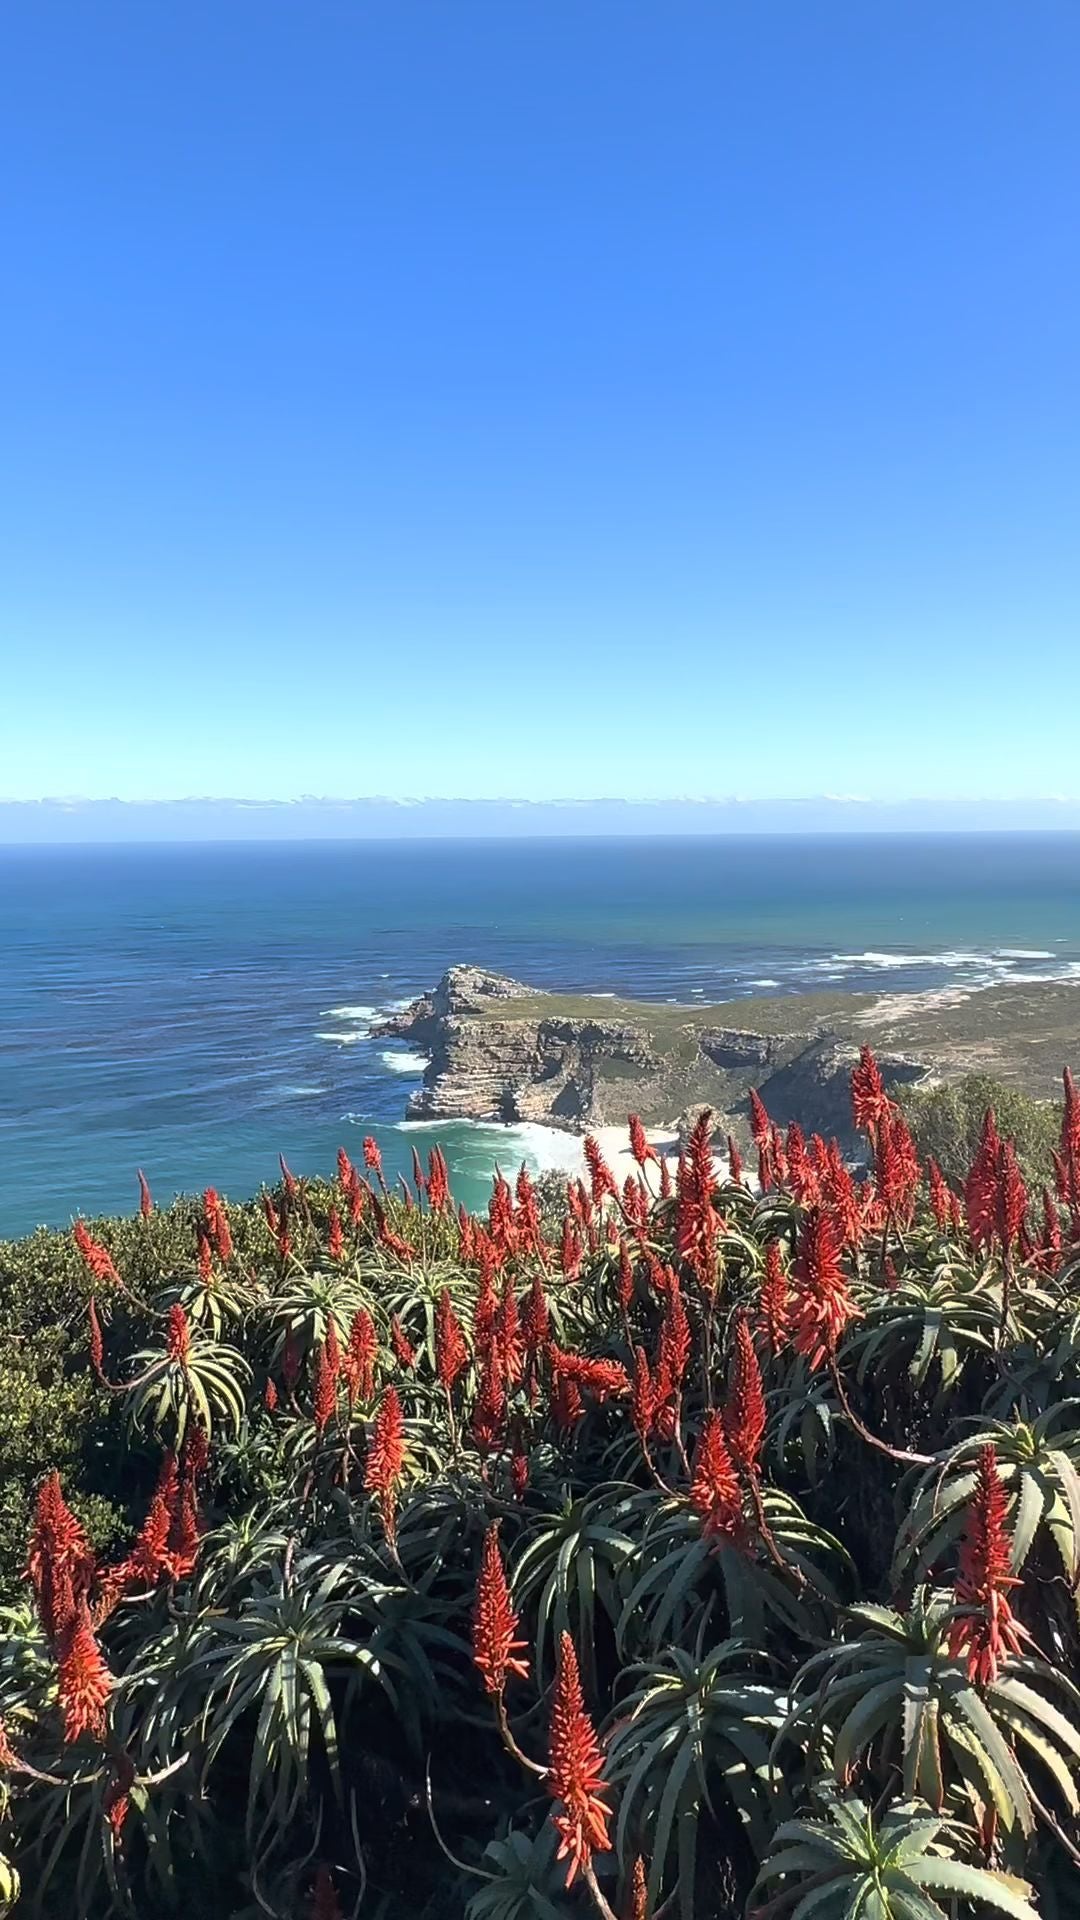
[495,1275,523,1385]
[325,1313,342,1379]
[996,1139,1028,1252]
[560,1214,583,1281]
[56,1597,112,1742]
[515,1162,542,1252]
[1039,1187,1062,1272]
[472,1523,529,1695]
[628,1114,657,1168]
[757,1241,790,1357]
[947,1442,1025,1685]
[372,1195,415,1261]
[689,1410,743,1543]
[137,1169,153,1218]
[547,1631,613,1889]
[197,1230,213,1284]
[631,1346,655,1444]
[184,1421,209,1481]
[659,1274,691,1391]
[927,1157,951,1232]
[1062,1068,1080,1179]
[822,1139,864,1250]
[365,1387,406,1539]
[785,1123,821,1208]
[362,1135,385,1185]
[725,1311,765,1474]
[327,1207,343,1261]
[486,1168,518,1257]
[427,1145,451,1213]
[165,1303,191,1364]
[790,1208,861,1372]
[73,1220,120,1286]
[583,1134,618,1207]
[511,1446,530,1498]
[435,1287,469,1391]
[473,1254,499,1361]
[965,1109,1002,1251]
[748,1088,771,1148]
[522,1271,550,1353]
[343,1307,377,1405]
[27,1473,93,1643]
[390,1314,416,1368]
[550,1347,631,1403]
[312,1342,336,1436]
[87,1298,105,1382]
[165,1472,201,1579]
[658,1153,672,1199]
[203,1187,233,1262]
[264,1375,278,1412]
[103,1750,135,1839]
[123,1451,178,1588]
[726,1134,743,1186]
[471,1355,507,1456]
[851,1046,888,1136]
[551,1370,585,1432]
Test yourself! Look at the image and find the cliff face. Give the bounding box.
[374,966,930,1147]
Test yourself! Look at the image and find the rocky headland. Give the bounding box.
[374,965,1080,1152]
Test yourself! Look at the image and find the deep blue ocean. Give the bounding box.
[3,833,1079,1240]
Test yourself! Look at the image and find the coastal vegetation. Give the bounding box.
[2,1065,1080,1917]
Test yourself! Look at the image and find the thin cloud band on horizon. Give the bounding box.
[3,794,1080,845]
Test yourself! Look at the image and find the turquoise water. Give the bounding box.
[2,833,1079,1239]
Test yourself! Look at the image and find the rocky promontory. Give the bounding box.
[374,964,1080,1150]
[373,966,925,1150]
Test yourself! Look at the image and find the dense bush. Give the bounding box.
[903,1074,1059,1191]
[1,1068,1080,1919]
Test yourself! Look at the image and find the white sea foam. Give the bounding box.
[833,950,983,970]
[380,996,417,1013]
[380,1050,430,1074]
[281,1085,327,1097]
[749,978,780,988]
[994,949,1055,960]
[321,1004,377,1021]
[315,1030,368,1047]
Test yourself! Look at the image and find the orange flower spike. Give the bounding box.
[472,1523,529,1695]
[547,1631,613,1888]
[73,1219,120,1286]
[435,1287,469,1391]
[165,1303,191,1364]
[312,1342,336,1436]
[689,1410,743,1543]
[57,1598,112,1742]
[724,1310,766,1474]
[947,1442,1025,1685]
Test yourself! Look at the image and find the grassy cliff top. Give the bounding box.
[478,978,1080,1097]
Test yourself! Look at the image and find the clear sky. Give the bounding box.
[2,2,1078,809]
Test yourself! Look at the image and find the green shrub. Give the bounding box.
[901,1072,1060,1190]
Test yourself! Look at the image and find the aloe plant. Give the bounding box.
[778,1591,1080,1837]
[751,1794,1040,1919]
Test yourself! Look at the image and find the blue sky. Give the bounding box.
[2,2,1078,812]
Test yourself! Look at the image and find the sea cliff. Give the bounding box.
[375,964,1080,1150]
